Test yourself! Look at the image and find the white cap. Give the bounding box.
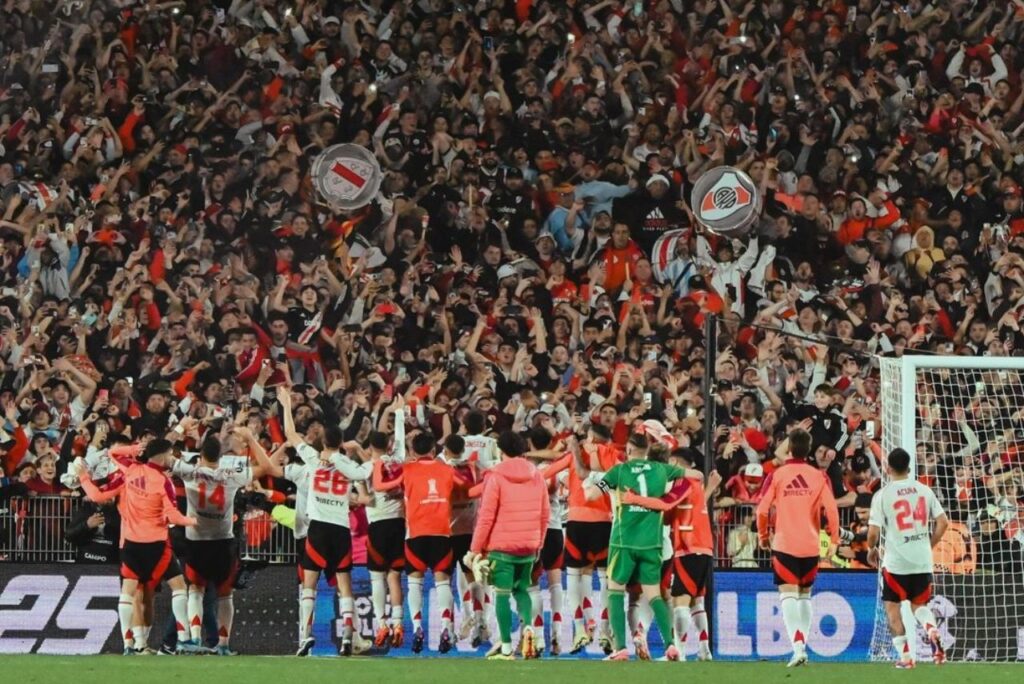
[496,264,517,280]
[646,173,670,188]
[483,90,502,101]
[742,463,764,479]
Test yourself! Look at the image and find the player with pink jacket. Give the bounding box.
[76,439,199,655]
[756,428,839,668]
[464,431,550,660]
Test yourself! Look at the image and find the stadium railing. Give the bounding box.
[241,509,298,564]
[0,495,78,563]
[1,496,301,565]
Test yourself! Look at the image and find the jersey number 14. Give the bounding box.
[198,482,226,511]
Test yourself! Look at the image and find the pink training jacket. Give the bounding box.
[80,446,195,545]
[470,458,549,557]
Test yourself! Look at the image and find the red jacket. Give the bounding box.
[470,458,549,557]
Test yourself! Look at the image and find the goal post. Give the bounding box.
[872,354,1024,663]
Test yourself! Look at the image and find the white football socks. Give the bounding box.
[171,590,189,642]
[437,580,454,632]
[914,605,938,632]
[187,587,204,642]
[370,571,387,630]
[892,635,909,661]
[299,588,316,641]
[118,594,134,649]
[673,606,691,654]
[567,568,584,634]
[408,576,424,630]
[339,596,355,638]
[550,576,564,630]
[456,568,472,623]
[692,597,710,654]
[217,595,234,647]
[780,592,804,651]
[797,595,813,644]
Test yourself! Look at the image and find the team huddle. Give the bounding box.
[72,386,949,666]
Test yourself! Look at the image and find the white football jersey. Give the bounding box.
[444,433,497,535]
[305,451,372,526]
[173,456,252,541]
[462,434,499,470]
[365,458,406,524]
[365,410,406,524]
[869,479,945,575]
[284,443,320,539]
[544,466,568,530]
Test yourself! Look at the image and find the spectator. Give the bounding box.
[25,453,69,495]
[904,226,947,281]
[719,462,766,508]
[727,506,758,569]
[65,499,120,564]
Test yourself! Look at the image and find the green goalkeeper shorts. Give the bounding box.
[608,546,663,586]
[488,551,535,593]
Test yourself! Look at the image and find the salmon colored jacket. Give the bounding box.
[470,458,549,557]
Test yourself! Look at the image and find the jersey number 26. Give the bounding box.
[313,470,349,496]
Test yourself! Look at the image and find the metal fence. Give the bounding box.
[1,496,302,565]
[713,501,877,570]
[0,496,78,563]
[714,503,764,569]
[241,509,298,564]
[0,495,861,570]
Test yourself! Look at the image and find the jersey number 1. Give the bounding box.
[894,497,927,531]
[198,483,226,511]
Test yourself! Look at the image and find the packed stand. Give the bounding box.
[1,0,1024,577]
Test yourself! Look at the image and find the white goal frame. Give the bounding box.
[881,355,1024,471]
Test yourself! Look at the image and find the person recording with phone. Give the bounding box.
[65,497,122,564]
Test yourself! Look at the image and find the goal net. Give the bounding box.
[871,356,1024,662]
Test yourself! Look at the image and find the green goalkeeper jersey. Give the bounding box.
[598,460,684,550]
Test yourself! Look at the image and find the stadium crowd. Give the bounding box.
[2,0,1024,606]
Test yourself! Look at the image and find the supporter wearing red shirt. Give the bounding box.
[598,223,644,296]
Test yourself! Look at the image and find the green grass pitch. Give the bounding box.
[2,656,1022,684]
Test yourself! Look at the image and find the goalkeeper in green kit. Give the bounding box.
[583,433,688,662]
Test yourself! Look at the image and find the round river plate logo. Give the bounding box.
[691,166,761,237]
[311,144,383,210]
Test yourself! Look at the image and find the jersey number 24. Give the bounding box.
[893,497,927,531]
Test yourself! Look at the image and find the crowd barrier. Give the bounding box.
[0,497,78,563]
[0,497,877,571]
